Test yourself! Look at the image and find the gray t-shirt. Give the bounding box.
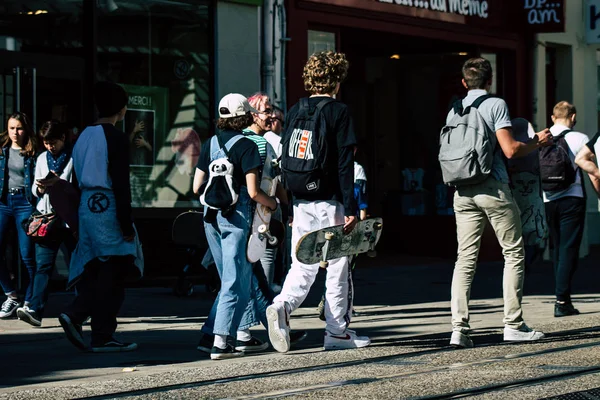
[446,89,512,183]
[7,148,25,189]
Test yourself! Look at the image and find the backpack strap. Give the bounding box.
[555,129,572,139]
[298,97,335,118]
[209,133,245,161]
[470,94,495,109]
[452,94,494,117]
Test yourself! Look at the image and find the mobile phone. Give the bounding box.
[37,171,54,182]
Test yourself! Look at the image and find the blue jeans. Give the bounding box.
[30,229,77,317]
[203,189,253,338]
[0,192,35,300]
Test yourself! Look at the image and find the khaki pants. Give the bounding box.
[451,178,525,332]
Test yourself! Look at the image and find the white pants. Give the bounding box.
[274,200,352,335]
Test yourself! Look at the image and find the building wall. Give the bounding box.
[534,0,600,248]
[216,1,261,100]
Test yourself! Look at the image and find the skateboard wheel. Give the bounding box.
[258,224,267,234]
[324,232,334,240]
[374,222,383,230]
[320,261,329,269]
[268,236,278,246]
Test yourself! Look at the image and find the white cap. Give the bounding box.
[218,93,258,118]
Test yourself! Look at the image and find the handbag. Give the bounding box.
[22,211,60,242]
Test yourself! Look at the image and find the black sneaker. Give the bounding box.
[290,330,308,344]
[59,313,87,350]
[91,339,138,353]
[235,337,269,353]
[17,307,41,327]
[0,297,20,319]
[197,332,215,354]
[210,344,245,360]
[555,302,580,317]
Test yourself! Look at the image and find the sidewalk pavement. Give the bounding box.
[1,251,599,394]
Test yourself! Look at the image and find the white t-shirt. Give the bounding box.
[541,123,589,202]
[263,131,282,158]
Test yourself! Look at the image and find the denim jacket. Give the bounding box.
[0,146,36,204]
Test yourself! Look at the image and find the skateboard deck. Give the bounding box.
[172,210,208,248]
[508,118,547,247]
[47,179,80,233]
[296,217,383,267]
[247,145,281,263]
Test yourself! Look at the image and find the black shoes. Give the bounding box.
[91,339,138,353]
[59,313,87,351]
[211,344,244,360]
[17,307,41,327]
[555,302,580,317]
[235,337,269,353]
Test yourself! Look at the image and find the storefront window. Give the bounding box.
[0,1,85,133]
[97,0,212,208]
[308,30,336,57]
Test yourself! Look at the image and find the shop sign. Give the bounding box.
[586,0,600,44]
[377,0,489,19]
[521,0,565,32]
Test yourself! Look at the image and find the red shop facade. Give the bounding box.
[284,0,564,260]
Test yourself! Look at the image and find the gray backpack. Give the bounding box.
[438,95,495,186]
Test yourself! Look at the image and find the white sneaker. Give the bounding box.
[504,324,545,342]
[450,331,474,348]
[324,329,371,350]
[266,302,290,353]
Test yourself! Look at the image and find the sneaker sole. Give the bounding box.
[17,309,41,327]
[0,307,18,319]
[235,342,269,353]
[91,343,138,353]
[197,345,212,354]
[324,341,371,350]
[267,306,290,353]
[210,352,245,360]
[58,315,87,351]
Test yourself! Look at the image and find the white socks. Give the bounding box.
[237,330,251,342]
[213,334,227,349]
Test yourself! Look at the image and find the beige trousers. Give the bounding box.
[451,178,526,332]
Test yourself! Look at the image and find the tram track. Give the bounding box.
[73,325,600,400]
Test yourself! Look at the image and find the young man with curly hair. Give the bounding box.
[266,51,370,352]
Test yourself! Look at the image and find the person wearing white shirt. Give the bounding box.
[543,101,588,318]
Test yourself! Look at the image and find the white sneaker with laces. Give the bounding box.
[324,329,371,350]
[504,324,545,342]
[450,331,474,348]
[0,297,20,319]
[266,302,291,353]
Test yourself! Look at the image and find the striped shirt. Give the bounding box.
[242,128,269,165]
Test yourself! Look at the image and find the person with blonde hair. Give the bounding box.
[542,101,589,317]
[267,51,370,352]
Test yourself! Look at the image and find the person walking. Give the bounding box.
[267,51,370,352]
[193,93,277,360]
[59,81,143,353]
[17,120,76,326]
[542,102,589,317]
[446,58,552,348]
[0,112,38,319]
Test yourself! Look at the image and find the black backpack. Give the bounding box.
[539,130,576,192]
[281,97,334,194]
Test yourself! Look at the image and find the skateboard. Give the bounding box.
[247,145,282,263]
[296,217,383,268]
[172,210,208,248]
[508,118,548,247]
[47,179,80,233]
